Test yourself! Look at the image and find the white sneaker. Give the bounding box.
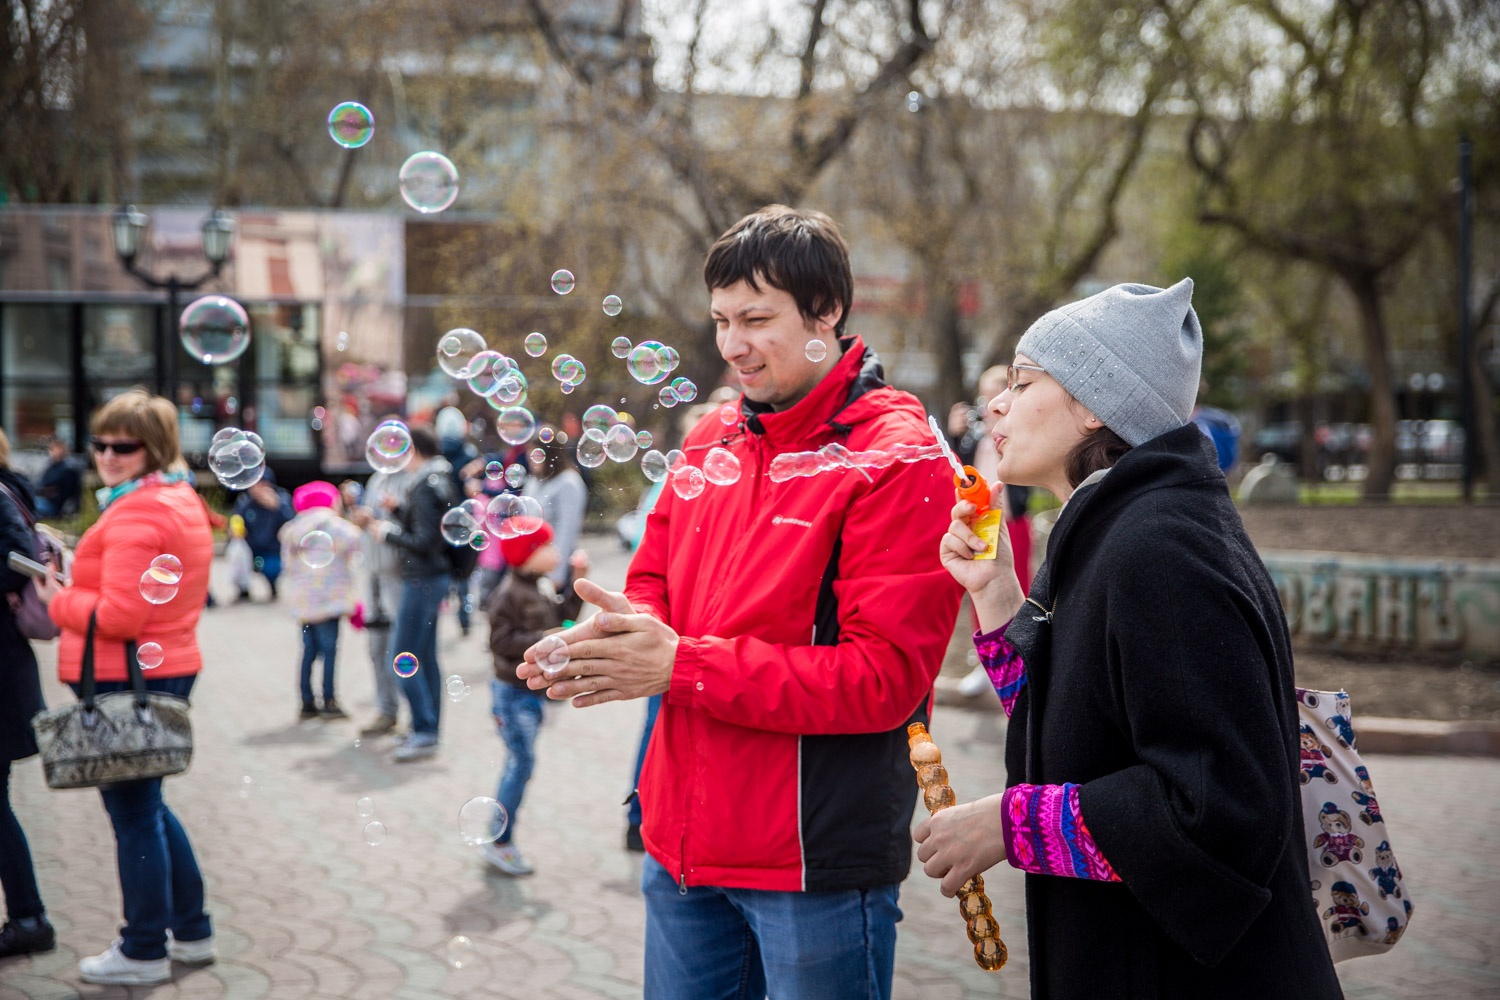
[78,939,171,985]
[391,739,438,763]
[482,842,534,876]
[167,930,217,965]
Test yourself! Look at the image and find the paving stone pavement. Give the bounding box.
[3,534,1497,998]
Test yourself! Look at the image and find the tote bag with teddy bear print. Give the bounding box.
[1297,687,1413,962]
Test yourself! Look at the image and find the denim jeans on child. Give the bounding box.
[640,854,901,1000]
[390,572,450,742]
[299,617,339,707]
[76,676,212,961]
[492,680,546,846]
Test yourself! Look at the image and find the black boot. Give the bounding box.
[0,915,56,958]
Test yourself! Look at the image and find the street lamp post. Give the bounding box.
[110,205,236,401]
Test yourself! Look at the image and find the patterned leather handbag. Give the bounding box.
[1296,687,1412,962]
[30,611,193,789]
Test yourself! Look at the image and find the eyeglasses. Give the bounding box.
[90,437,145,456]
[1006,364,1047,393]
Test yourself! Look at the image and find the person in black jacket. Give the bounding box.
[354,425,456,762]
[0,429,55,958]
[918,280,1343,999]
[33,437,81,519]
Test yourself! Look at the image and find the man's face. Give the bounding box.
[712,279,840,411]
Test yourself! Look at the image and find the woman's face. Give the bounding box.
[92,432,150,488]
[987,353,1099,499]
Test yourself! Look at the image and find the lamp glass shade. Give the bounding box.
[201,210,234,265]
[111,205,147,261]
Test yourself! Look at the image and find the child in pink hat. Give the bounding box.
[279,481,362,720]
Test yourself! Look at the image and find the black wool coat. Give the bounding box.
[1002,425,1343,999]
[0,468,45,763]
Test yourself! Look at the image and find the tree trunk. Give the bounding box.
[1347,273,1398,499]
[1471,344,1500,498]
[929,274,967,411]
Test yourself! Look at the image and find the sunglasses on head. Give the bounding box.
[90,437,145,456]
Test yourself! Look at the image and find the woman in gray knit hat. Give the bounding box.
[915,280,1344,998]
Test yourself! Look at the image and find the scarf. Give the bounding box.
[96,469,195,511]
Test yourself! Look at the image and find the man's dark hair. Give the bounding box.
[704,205,853,338]
[408,424,439,458]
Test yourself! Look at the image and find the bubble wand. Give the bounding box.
[908,722,1008,971]
[927,415,1002,560]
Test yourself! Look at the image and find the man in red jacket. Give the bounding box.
[520,205,963,999]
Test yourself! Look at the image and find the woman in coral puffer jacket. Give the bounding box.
[36,389,215,987]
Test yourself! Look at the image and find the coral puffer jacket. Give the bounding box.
[628,339,964,893]
[50,481,213,683]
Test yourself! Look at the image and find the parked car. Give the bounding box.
[1251,421,1303,464]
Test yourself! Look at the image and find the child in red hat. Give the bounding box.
[480,520,589,875]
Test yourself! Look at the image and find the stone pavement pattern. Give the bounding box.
[2,535,1497,998]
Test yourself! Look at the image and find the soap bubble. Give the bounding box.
[460,497,488,522]
[665,449,686,471]
[139,568,179,604]
[150,554,183,584]
[336,331,349,351]
[504,464,526,488]
[550,353,574,380]
[468,532,489,551]
[366,420,414,473]
[464,351,508,396]
[581,404,618,435]
[446,675,468,702]
[529,447,545,464]
[627,341,670,384]
[560,382,576,395]
[575,428,607,469]
[658,385,679,408]
[671,464,707,500]
[550,269,575,295]
[363,820,386,846]
[180,295,251,365]
[602,294,623,317]
[703,447,742,486]
[207,429,266,489]
[485,461,503,480]
[538,427,555,444]
[137,642,164,670]
[398,151,460,213]
[611,336,632,358]
[671,377,698,403]
[641,450,669,482]
[604,422,640,463]
[655,345,680,372]
[485,494,544,538]
[392,652,419,678]
[437,328,486,378]
[635,430,653,449]
[440,506,482,546]
[356,797,376,818]
[458,796,509,845]
[535,634,570,678]
[446,935,475,970]
[327,101,374,148]
[719,404,739,425]
[805,339,828,362]
[495,407,536,446]
[298,530,336,568]
[494,368,527,405]
[525,332,547,357]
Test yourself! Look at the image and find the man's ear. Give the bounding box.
[814,306,843,337]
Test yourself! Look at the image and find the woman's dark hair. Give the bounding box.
[408,424,439,458]
[1065,426,1131,488]
[703,205,852,338]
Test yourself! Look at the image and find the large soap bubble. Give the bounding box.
[180,296,251,366]
[399,151,460,213]
[366,420,414,473]
[437,328,486,378]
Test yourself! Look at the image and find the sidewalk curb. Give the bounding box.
[932,676,1500,757]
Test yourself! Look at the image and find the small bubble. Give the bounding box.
[602,294,623,316]
[525,332,547,357]
[137,642,165,670]
[363,820,387,846]
[446,675,468,702]
[446,935,475,970]
[393,652,419,678]
[535,634,570,678]
[611,336,632,358]
[550,269,575,295]
[805,339,828,362]
[356,796,376,818]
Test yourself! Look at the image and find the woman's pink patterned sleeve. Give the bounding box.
[1000,783,1122,882]
[973,623,1026,717]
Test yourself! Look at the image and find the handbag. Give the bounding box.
[0,480,62,640]
[30,610,193,789]
[1296,687,1412,962]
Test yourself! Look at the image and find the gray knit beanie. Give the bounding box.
[1014,278,1202,447]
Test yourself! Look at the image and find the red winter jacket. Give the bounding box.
[628,339,963,893]
[50,482,213,683]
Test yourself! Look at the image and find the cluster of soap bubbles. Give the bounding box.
[768,441,944,483]
[139,554,183,605]
[366,420,414,474]
[626,341,681,386]
[485,494,544,538]
[207,427,266,489]
[180,295,251,366]
[571,405,650,470]
[440,498,490,549]
[458,796,509,846]
[356,796,385,846]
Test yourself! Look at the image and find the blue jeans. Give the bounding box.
[492,681,546,845]
[366,576,401,718]
[252,552,283,589]
[0,760,45,920]
[390,573,449,739]
[627,694,662,826]
[641,855,901,1000]
[79,676,212,961]
[299,617,340,706]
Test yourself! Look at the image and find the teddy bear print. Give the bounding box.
[1323,692,1355,749]
[1368,841,1403,899]
[1350,765,1384,826]
[1299,725,1337,785]
[1313,803,1365,867]
[1322,881,1371,940]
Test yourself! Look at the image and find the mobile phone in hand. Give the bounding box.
[7,550,52,580]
